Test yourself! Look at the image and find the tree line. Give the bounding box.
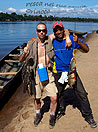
[0,12,98,22]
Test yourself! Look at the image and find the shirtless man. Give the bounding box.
[19,23,58,129]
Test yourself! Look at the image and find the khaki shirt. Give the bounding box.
[26,36,55,77]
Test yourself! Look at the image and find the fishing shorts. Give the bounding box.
[35,71,58,99]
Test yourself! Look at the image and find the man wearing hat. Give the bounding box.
[50,21,97,128]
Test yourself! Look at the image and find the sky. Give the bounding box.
[0,0,98,18]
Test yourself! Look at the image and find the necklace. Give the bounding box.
[56,40,65,53]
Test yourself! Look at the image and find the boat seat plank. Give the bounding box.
[0,86,4,89]
[0,72,17,75]
[5,60,19,62]
[17,49,23,51]
[9,54,20,57]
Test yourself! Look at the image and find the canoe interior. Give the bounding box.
[0,46,23,110]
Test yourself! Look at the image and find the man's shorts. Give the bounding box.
[35,71,58,99]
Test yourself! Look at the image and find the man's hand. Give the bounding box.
[73,33,78,42]
[73,33,89,52]
[24,45,29,55]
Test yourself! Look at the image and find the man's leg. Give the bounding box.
[50,96,57,114]
[34,76,43,127]
[53,73,67,117]
[34,98,42,126]
[74,73,97,128]
[34,98,41,111]
[49,96,57,128]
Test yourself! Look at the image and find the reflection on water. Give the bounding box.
[0,21,98,59]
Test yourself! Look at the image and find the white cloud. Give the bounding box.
[93,9,98,13]
[18,8,27,13]
[49,6,98,18]
[7,8,16,12]
[50,7,75,15]
[0,10,3,13]
[6,8,27,14]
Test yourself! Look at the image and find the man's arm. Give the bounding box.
[19,46,29,62]
[48,34,55,42]
[49,29,72,47]
[19,37,36,62]
[73,33,89,53]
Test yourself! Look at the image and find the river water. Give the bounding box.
[0,21,98,60]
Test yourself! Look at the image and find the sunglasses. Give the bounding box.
[54,27,63,33]
[37,29,47,33]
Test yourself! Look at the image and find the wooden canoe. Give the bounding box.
[0,46,24,110]
[68,29,87,37]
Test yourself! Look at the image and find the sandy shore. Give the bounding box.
[0,32,98,132]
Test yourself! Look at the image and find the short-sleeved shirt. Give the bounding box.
[53,35,88,73]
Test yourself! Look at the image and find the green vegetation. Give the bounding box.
[0,12,98,22]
